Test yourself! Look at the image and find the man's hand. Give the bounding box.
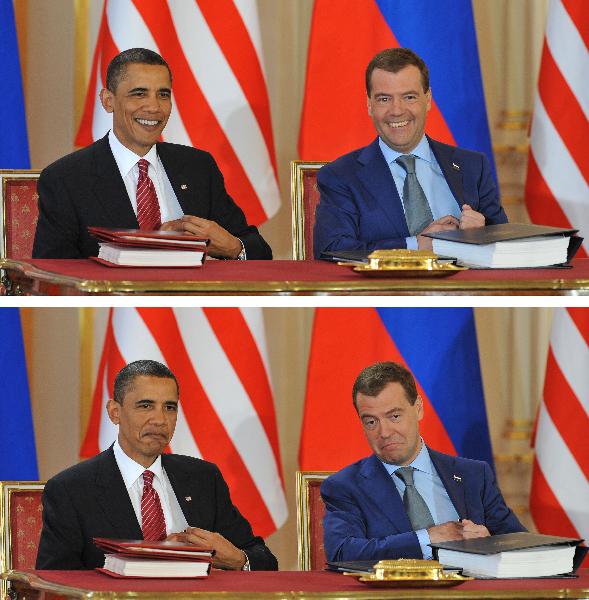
[171,527,246,570]
[417,215,460,249]
[428,520,490,543]
[459,204,485,229]
[161,216,242,259]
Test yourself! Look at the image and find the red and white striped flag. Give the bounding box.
[76,0,280,225]
[81,308,287,538]
[524,0,589,257]
[530,308,589,544]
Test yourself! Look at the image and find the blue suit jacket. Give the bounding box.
[313,137,508,258]
[321,450,526,562]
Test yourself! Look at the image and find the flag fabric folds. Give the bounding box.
[0,0,30,168]
[524,1,589,257]
[298,0,494,173]
[0,309,38,479]
[299,308,492,472]
[81,308,287,538]
[530,308,589,544]
[76,0,280,225]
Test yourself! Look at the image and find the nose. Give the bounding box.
[387,96,404,115]
[148,405,168,426]
[142,92,161,113]
[378,418,398,439]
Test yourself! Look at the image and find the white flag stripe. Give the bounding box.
[535,404,589,539]
[91,67,112,141]
[98,368,118,450]
[529,98,589,237]
[233,0,267,77]
[240,308,273,392]
[168,1,281,218]
[550,309,589,416]
[108,309,200,458]
[173,309,287,526]
[545,0,589,120]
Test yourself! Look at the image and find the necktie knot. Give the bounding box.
[138,158,149,178]
[396,154,416,174]
[395,466,415,487]
[142,470,155,488]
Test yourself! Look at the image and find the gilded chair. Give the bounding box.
[290,161,326,260]
[0,481,45,598]
[296,470,333,570]
[0,170,41,259]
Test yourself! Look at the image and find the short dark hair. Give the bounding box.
[352,361,418,410]
[106,48,172,92]
[365,48,430,96]
[113,360,179,404]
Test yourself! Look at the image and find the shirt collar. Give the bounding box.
[113,439,164,490]
[378,135,432,166]
[108,130,159,179]
[380,438,435,477]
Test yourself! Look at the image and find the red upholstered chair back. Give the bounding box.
[296,471,333,570]
[0,170,41,259]
[290,161,327,260]
[0,481,45,597]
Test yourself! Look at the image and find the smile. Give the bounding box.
[388,120,409,128]
[135,118,160,126]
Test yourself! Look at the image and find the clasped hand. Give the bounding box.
[417,205,485,249]
[428,519,490,543]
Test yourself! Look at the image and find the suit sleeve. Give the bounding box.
[474,153,508,225]
[321,477,422,562]
[32,167,84,258]
[314,167,408,258]
[210,466,278,570]
[204,154,272,260]
[36,477,86,569]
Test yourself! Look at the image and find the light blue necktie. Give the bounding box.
[395,154,433,236]
[395,466,435,530]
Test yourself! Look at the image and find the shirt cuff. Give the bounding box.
[405,236,418,250]
[237,239,246,260]
[241,551,251,571]
[415,528,433,560]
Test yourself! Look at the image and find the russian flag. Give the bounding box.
[0,0,30,168]
[298,0,495,178]
[0,309,38,479]
[299,308,493,471]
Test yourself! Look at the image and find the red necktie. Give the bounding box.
[141,470,167,541]
[136,158,162,230]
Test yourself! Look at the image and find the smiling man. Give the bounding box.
[321,361,525,562]
[313,48,508,258]
[33,48,271,259]
[36,360,277,570]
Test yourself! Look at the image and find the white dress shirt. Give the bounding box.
[112,439,189,535]
[108,130,184,224]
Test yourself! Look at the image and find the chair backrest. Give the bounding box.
[0,170,41,260]
[0,481,45,597]
[296,470,333,570]
[290,161,326,260]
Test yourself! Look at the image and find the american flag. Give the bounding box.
[530,308,589,543]
[524,0,589,257]
[75,0,280,225]
[81,308,288,538]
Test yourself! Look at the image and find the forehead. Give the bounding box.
[115,63,171,91]
[123,375,178,401]
[369,65,424,94]
[356,382,412,413]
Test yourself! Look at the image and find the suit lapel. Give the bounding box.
[95,447,142,538]
[91,136,139,228]
[359,455,412,531]
[428,448,468,520]
[356,139,410,237]
[428,137,464,209]
[157,143,196,216]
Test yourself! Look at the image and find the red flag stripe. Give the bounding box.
[568,308,589,348]
[562,0,589,49]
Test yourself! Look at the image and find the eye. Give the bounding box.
[165,404,178,412]
[362,417,378,430]
[159,91,171,99]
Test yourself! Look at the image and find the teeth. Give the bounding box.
[136,118,159,126]
[389,120,409,128]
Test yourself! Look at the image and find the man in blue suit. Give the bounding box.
[313,48,507,258]
[321,362,525,562]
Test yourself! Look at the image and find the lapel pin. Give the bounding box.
[452,162,460,171]
[185,496,192,502]
[453,475,462,482]
[181,184,188,190]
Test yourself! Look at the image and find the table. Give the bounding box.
[4,569,589,600]
[3,259,589,295]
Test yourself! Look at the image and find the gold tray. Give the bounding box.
[350,573,471,588]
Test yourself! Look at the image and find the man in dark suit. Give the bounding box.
[32,48,271,260]
[313,48,507,258]
[322,362,525,562]
[36,360,277,570]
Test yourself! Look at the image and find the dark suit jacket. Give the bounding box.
[313,137,508,257]
[32,135,272,259]
[321,450,526,562]
[36,447,277,570]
